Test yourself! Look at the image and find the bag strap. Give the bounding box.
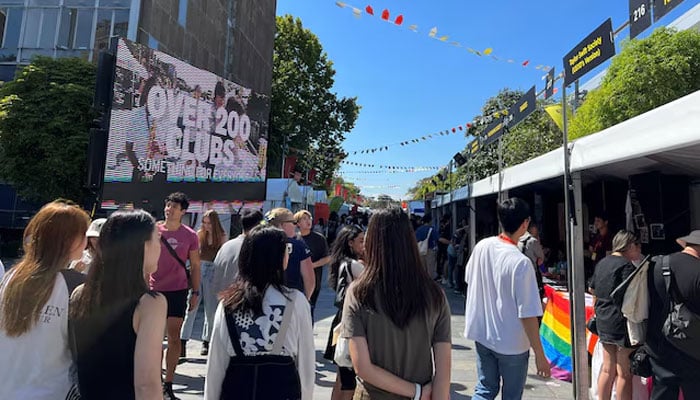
[271,297,294,355]
[520,236,532,255]
[660,255,677,312]
[224,309,246,356]
[224,296,294,357]
[160,236,188,271]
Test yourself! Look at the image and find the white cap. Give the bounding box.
[86,218,107,238]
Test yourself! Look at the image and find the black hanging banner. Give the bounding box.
[453,152,467,167]
[504,86,537,129]
[653,0,684,22]
[544,68,555,99]
[629,0,652,39]
[563,18,615,86]
[469,138,480,156]
[481,119,505,147]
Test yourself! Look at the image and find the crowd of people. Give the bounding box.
[0,193,697,400]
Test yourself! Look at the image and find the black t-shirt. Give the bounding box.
[301,231,329,263]
[646,252,700,368]
[590,255,635,345]
[438,224,451,250]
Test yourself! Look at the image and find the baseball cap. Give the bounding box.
[86,218,107,238]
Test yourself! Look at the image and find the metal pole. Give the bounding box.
[563,83,589,399]
[497,137,504,202]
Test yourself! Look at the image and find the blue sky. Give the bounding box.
[275,0,699,200]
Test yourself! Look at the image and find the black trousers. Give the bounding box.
[650,357,700,400]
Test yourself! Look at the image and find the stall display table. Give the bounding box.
[539,284,597,382]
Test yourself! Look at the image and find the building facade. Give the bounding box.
[0,0,276,94]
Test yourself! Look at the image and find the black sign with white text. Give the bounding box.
[629,0,652,39]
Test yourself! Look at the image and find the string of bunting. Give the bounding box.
[344,98,560,156]
[334,2,552,72]
[340,160,440,170]
[356,184,401,189]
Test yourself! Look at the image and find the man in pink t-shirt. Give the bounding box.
[151,192,200,400]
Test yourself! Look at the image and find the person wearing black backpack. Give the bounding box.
[204,225,314,400]
[645,230,700,400]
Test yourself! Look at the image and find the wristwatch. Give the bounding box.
[191,290,200,296]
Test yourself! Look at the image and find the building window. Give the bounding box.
[178,0,187,27]
[0,8,22,49]
[73,8,94,49]
[113,9,128,37]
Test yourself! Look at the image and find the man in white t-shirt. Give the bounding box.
[464,197,551,400]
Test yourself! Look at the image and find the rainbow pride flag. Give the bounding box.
[539,285,597,382]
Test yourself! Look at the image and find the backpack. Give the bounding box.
[417,228,433,256]
[334,259,355,308]
[220,298,301,400]
[659,255,700,361]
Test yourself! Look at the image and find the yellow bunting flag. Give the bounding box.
[483,48,493,55]
[439,36,449,42]
[544,104,572,132]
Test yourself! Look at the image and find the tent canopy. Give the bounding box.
[446,89,700,205]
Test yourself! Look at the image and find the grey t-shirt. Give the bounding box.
[213,235,245,293]
[342,285,451,398]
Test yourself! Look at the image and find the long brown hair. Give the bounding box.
[1,200,89,336]
[352,208,444,328]
[70,210,156,320]
[198,210,225,250]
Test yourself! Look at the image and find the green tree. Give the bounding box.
[409,88,560,197]
[270,15,360,187]
[0,57,96,204]
[570,27,700,139]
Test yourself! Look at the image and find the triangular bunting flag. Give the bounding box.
[394,15,403,25]
[428,27,438,38]
[365,5,374,15]
[381,9,389,20]
[483,48,493,55]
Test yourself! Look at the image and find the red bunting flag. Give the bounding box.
[451,128,456,133]
[365,5,374,15]
[395,15,404,25]
[522,60,530,67]
[381,9,389,20]
[458,126,463,131]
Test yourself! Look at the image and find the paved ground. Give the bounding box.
[0,257,575,399]
[170,269,574,400]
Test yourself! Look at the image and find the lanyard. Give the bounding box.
[498,233,518,246]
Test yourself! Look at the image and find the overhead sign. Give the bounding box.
[629,0,652,39]
[482,86,537,147]
[504,86,537,129]
[563,18,615,86]
[544,68,555,99]
[653,0,684,22]
[481,119,504,147]
[469,138,480,156]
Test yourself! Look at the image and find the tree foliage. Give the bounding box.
[409,88,560,199]
[270,15,360,187]
[570,27,700,139]
[0,57,96,204]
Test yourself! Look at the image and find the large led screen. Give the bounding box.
[101,37,269,205]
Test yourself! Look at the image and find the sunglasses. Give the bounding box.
[286,242,293,254]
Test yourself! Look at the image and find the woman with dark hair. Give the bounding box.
[589,230,641,400]
[342,208,452,400]
[324,224,365,400]
[0,200,90,399]
[69,209,166,399]
[204,225,314,400]
[181,209,227,357]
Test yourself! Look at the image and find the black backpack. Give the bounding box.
[659,255,700,361]
[334,259,354,308]
[220,298,301,400]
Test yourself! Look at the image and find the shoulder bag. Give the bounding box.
[160,236,192,289]
[418,228,433,256]
[661,255,700,361]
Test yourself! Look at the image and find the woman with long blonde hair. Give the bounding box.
[0,200,90,399]
[181,209,227,357]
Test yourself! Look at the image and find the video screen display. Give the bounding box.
[102,37,268,205]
